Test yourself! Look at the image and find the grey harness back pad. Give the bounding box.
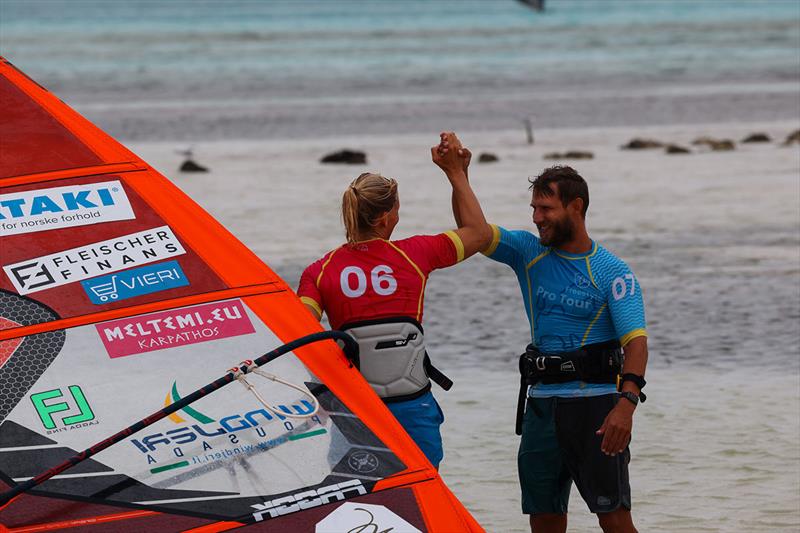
[342,320,429,400]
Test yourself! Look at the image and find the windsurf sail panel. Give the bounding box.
[0,57,482,532]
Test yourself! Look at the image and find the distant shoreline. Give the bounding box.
[78,86,800,143]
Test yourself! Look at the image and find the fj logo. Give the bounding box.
[30,385,95,430]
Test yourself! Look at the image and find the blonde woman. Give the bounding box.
[297,133,489,468]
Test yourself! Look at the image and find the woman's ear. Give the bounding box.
[375,211,390,229]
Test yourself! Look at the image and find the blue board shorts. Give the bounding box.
[386,391,444,468]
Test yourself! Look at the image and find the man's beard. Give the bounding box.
[538,216,575,247]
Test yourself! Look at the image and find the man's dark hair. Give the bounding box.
[528,165,589,217]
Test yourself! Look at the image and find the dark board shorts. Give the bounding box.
[518,394,632,515]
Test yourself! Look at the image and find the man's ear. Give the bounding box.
[568,197,584,216]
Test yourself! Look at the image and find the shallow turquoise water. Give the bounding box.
[2,0,798,139]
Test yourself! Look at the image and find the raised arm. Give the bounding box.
[450,147,471,229]
[431,132,491,258]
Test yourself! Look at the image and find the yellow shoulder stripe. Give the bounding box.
[385,240,426,321]
[585,257,598,288]
[581,303,607,345]
[300,296,322,317]
[444,230,465,263]
[554,241,598,261]
[385,241,425,280]
[526,249,550,269]
[481,224,501,256]
[315,248,341,287]
[620,329,648,347]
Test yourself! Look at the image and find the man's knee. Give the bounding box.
[597,508,636,533]
[530,513,567,533]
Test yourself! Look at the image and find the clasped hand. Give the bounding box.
[432,131,471,176]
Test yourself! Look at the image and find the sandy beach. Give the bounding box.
[131,119,800,532]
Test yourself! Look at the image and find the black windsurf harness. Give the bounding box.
[515,340,622,435]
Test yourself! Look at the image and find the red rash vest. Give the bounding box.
[298,233,464,329]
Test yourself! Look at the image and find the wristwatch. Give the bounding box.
[619,391,639,407]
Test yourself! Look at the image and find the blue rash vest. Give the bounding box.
[484,225,647,398]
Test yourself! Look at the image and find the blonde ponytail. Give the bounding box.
[342,172,398,244]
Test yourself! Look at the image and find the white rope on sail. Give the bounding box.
[229,359,320,419]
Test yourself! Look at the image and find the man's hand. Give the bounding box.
[458,147,472,177]
[435,132,471,176]
[431,131,465,176]
[596,399,635,455]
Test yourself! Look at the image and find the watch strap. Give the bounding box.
[621,373,647,403]
[620,391,639,406]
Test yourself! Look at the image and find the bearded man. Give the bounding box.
[450,161,649,533]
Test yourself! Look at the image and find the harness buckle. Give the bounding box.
[535,356,547,371]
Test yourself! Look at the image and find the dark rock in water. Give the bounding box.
[741,133,771,143]
[666,144,691,154]
[692,137,735,151]
[710,140,735,151]
[544,151,593,160]
[320,150,367,164]
[180,159,208,173]
[562,151,593,159]
[478,152,499,163]
[691,136,716,146]
[783,129,800,145]
[621,138,663,150]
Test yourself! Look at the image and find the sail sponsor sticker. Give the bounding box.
[96,300,255,358]
[252,480,368,522]
[0,180,134,236]
[3,225,185,295]
[29,385,99,435]
[81,260,189,304]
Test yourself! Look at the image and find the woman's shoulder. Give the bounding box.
[390,233,445,248]
[303,245,346,273]
[389,234,459,268]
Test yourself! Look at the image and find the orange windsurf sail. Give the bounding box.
[0,57,482,532]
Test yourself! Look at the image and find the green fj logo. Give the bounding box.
[30,386,95,430]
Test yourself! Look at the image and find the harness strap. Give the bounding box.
[425,354,453,391]
[516,368,527,436]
